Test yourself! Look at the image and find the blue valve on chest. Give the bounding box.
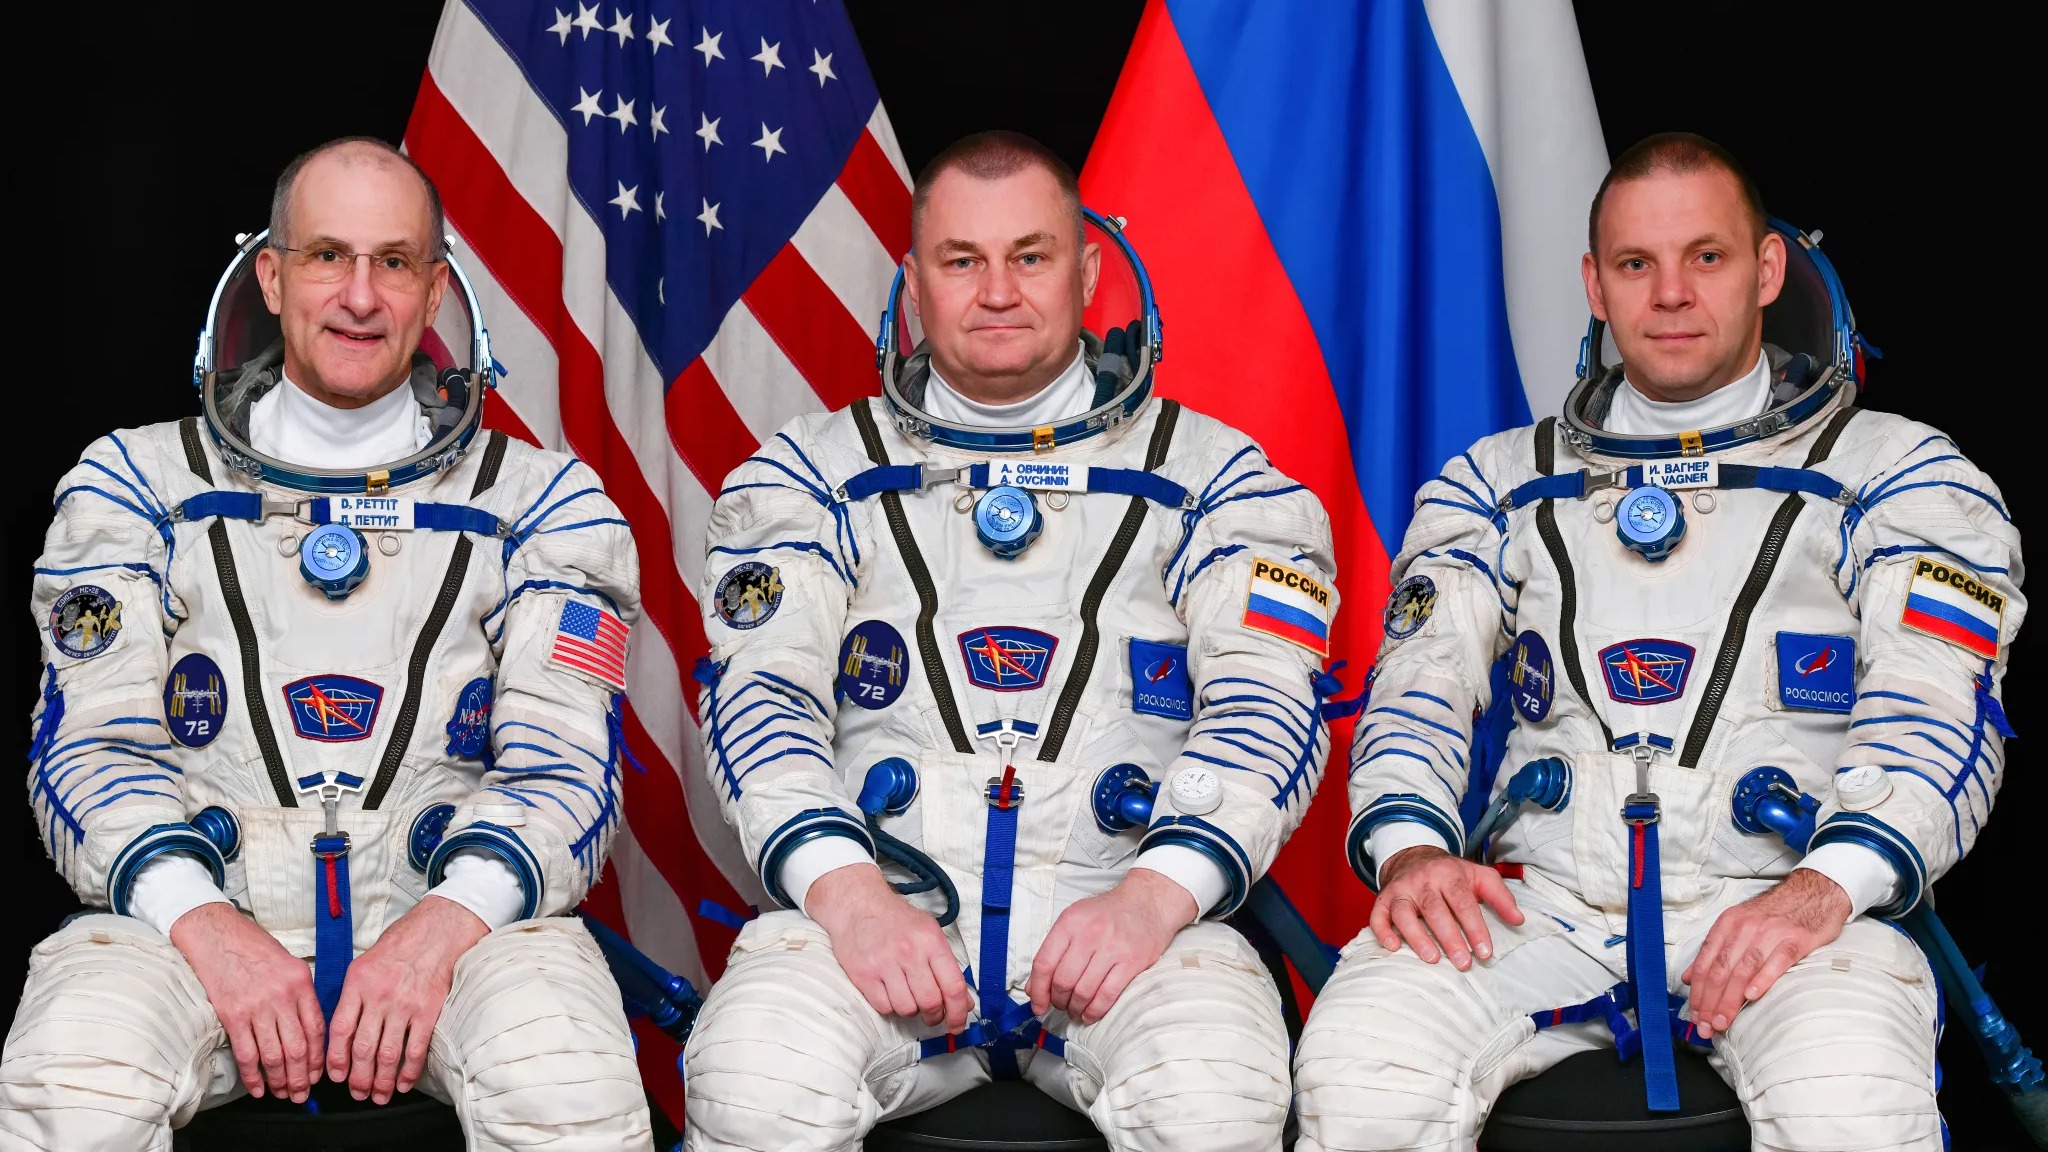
[973,485,1042,559]
[300,522,370,599]
[1615,484,1685,562]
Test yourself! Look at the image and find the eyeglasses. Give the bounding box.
[272,243,442,288]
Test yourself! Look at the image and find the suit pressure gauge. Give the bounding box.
[1168,765,1223,815]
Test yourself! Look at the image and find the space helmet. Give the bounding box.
[1562,217,1875,458]
[190,229,496,492]
[874,207,1163,453]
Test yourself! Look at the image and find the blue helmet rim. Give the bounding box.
[1562,217,1862,459]
[192,228,496,493]
[874,207,1165,453]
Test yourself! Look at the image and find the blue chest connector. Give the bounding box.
[1616,484,1685,561]
[299,523,370,599]
[973,485,1043,559]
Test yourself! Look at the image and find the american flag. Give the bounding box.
[550,600,632,690]
[404,0,911,1116]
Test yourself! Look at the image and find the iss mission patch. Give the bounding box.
[714,561,784,630]
[164,653,228,749]
[839,620,909,710]
[1507,631,1554,723]
[50,585,122,660]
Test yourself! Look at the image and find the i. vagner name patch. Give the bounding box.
[1243,559,1331,656]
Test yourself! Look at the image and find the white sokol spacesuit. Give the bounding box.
[1,234,652,1149]
[1294,224,2026,1152]
[682,215,1336,1152]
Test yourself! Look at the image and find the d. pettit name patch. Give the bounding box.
[1243,559,1331,656]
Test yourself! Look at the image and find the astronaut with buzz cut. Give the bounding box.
[1294,133,2025,1151]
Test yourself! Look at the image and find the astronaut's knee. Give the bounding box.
[682,914,887,1150]
[1719,923,1942,1152]
[437,919,649,1147]
[2,916,217,1129]
[1293,939,1492,1152]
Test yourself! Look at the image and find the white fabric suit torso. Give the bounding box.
[1295,379,2025,1152]
[683,394,1337,1152]
[2,412,654,1149]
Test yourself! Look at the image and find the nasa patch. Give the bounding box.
[1775,632,1855,714]
[839,620,909,710]
[1128,638,1194,721]
[714,561,784,630]
[1383,575,1437,641]
[164,653,228,748]
[282,674,385,742]
[50,585,122,660]
[958,626,1058,692]
[1507,631,1555,723]
[445,677,494,757]
[1598,639,1696,706]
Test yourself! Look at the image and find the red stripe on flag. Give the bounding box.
[1244,612,1330,657]
[406,74,709,675]
[836,128,913,260]
[666,357,758,492]
[580,868,687,1130]
[1081,1,1391,951]
[1901,607,1999,658]
[481,389,542,447]
[742,244,881,414]
[620,699,747,968]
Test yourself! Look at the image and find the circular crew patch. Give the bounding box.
[51,585,123,659]
[714,562,785,630]
[164,653,229,748]
[1507,631,1554,723]
[839,620,910,710]
[1382,575,1437,640]
[445,677,494,758]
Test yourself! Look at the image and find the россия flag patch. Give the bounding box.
[1242,558,1331,656]
[1899,556,2004,659]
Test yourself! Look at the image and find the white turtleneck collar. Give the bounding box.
[247,375,432,471]
[1605,349,1771,438]
[921,343,1093,430]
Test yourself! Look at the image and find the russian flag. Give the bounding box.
[1081,0,1607,940]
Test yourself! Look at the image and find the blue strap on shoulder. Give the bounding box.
[174,492,504,535]
[838,464,925,502]
[177,491,263,523]
[312,833,354,1019]
[1500,463,1849,513]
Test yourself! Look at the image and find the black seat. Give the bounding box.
[869,900,1307,1151]
[169,1081,462,1151]
[1479,1046,1748,1152]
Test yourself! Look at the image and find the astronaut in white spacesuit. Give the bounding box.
[1292,133,2026,1152]
[681,131,1338,1151]
[2,138,651,1150]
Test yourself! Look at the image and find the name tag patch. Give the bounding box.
[1643,459,1720,489]
[330,495,415,530]
[1128,638,1194,721]
[1774,632,1855,713]
[1245,559,1332,656]
[1899,556,2004,659]
[986,460,1084,491]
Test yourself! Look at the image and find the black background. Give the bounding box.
[7,2,2035,1145]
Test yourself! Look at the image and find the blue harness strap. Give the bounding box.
[173,492,505,535]
[1500,463,1850,513]
[1531,982,1710,1059]
[176,490,263,523]
[833,462,1191,510]
[1624,796,1680,1111]
[311,832,354,1019]
[979,765,1025,1077]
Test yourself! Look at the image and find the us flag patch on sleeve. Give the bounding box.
[550,601,630,690]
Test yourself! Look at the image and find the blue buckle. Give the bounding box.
[312,831,352,858]
[986,776,1024,810]
[1622,795,1661,825]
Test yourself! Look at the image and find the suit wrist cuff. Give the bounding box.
[1369,823,1455,887]
[1132,845,1231,923]
[779,837,879,917]
[1795,842,1900,922]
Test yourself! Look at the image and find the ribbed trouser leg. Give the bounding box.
[0,914,241,1152]
[1032,922,1293,1152]
[681,912,983,1152]
[1293,892,1617,1152]
[418,916,652,1151]
[1699,917,1942,1152]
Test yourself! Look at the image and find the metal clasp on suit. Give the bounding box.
[1622,793,1661,825]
